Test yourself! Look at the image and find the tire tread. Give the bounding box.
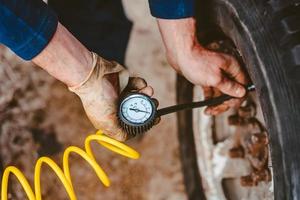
[269,0,300,84]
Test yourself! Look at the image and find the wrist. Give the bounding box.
[32,23,93,87]
[69,52,128,96]
[166,38,208,75]
[157,18,205,71]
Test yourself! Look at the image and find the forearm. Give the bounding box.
[157,17,203,71]
[0,1,92,87]
[32,23,93,87]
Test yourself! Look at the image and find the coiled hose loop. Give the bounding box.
[1,130,140,200]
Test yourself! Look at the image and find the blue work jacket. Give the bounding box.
[0,0,194,60]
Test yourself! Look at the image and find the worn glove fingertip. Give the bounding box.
[154,116,161,125]
[138,86,154,97]
[152,98,159,108]
[128,77,147,90]
[119,70,129,92]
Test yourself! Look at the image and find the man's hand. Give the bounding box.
[157,18,249,115]
[32,23,156,141]
[69,52,155,141]
[176,45,248,115]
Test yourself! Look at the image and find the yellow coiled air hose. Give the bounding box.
[1,130,140,200]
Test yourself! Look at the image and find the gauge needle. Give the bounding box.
[129,108,150,114]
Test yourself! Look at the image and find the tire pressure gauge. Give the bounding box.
[118,93,157,136]
[118,84,255,137]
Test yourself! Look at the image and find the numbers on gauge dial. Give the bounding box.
[121,96,153,124]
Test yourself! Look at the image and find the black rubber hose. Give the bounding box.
[157,84,255,117]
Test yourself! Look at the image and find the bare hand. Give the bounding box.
[157,18,249,115]
[175,45,249,115]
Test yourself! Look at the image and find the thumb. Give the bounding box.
[216,77,246,97]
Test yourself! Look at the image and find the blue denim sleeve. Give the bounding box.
[148,0,195,19]
[0,0,58,60]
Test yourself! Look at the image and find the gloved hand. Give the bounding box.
[69,52,157,141]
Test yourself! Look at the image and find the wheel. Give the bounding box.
[176,0,300,199]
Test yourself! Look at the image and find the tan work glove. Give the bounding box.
[69,52,158,141]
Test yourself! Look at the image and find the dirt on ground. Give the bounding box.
[0,1,187,199]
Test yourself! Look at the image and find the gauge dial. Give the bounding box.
[119,94,156,125]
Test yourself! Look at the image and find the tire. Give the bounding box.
[176,0,300,199]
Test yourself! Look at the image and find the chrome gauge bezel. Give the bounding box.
[118,93,157,127]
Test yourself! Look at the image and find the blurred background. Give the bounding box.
[0,0,187,199]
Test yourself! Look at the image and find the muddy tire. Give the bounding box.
[177,0,300,199]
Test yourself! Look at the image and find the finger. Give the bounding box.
[152,98,159,108]
[221,56,248,84]
[204,107,213,115]
[154,117,161,125]
[217,76,246,98]
[205,96,244,115]
[211,99,241,112]
[203,86,213,99]
[205,98,236,114]
[127,77,147,91]
[223,98,244,108]
[203,87,223,114]
[138,86,154,96]
[205,104,229,115]
[212,104,229,115]
[205,103,228,113]
[203,86,223,99]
